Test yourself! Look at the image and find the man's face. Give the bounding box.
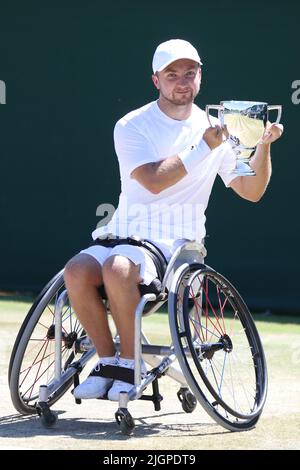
[152,59,201,106]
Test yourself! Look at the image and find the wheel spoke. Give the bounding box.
[216,285,227,333]
[192,275,226,337]
[10,276,86,413]
[23,340,52,399]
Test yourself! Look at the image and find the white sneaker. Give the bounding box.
[107,357,147,401]
[73,355,118,399]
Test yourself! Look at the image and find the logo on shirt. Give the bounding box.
[94,199,205,241]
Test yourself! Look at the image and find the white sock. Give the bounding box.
[118,357,135,368]
[99,354,118,364]
[119,357,147,374]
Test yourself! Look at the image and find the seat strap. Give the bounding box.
[138,239,167,282]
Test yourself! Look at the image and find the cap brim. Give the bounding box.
[156,56,203,73]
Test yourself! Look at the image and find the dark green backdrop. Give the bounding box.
[0,0,299,311]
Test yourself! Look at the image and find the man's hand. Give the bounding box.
[203,126,224,150]
[260,122,284,145]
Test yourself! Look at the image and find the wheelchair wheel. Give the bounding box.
[9,270,86,415]
[169,263,268,431]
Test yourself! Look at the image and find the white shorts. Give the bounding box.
[79,244,158,286]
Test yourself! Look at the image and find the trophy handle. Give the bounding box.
[267,105,282,124]
[205,105,223,126]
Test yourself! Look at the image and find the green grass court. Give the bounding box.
[2,293,300,366]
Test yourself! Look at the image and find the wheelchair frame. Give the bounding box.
[8,241,268,435]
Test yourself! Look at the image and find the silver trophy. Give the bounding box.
[206,101,282,176]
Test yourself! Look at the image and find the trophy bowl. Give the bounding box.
[206,101,282,176]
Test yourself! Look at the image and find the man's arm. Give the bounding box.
[229,123,283,202]
[131,156,186,194]
[131,126,223,194]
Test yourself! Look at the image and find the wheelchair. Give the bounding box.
[8,240,268,435]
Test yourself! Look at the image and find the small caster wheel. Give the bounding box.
[40,410,57,428]
[177,387,197,413]
[36,401,58,428]
[115,408,135,435]
[120,414,135,435]
[181,393,197,413]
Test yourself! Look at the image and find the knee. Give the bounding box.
[102,257,123,286]
[64,254,102,289]
[102,256,141,288]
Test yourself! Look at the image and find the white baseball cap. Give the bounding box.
[152,39,202,74]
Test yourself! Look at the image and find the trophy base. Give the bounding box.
[234,160,256,177]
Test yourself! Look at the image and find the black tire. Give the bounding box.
[9,270,86,415]
[169,263,268,431]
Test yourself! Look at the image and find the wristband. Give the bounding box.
[178,138,211,173]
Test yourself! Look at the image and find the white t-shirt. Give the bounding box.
[92,100,238,260]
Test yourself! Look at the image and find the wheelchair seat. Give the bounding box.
[94,235,168,304]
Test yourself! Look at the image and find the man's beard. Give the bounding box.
[162,88,198,106]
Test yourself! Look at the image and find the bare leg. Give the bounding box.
[64,254,115,357]
[102,255,142,359]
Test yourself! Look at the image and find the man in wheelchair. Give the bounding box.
[63,39,283,402]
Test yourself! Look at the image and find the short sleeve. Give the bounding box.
[218,142,239,187]
[114,120,156,177]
